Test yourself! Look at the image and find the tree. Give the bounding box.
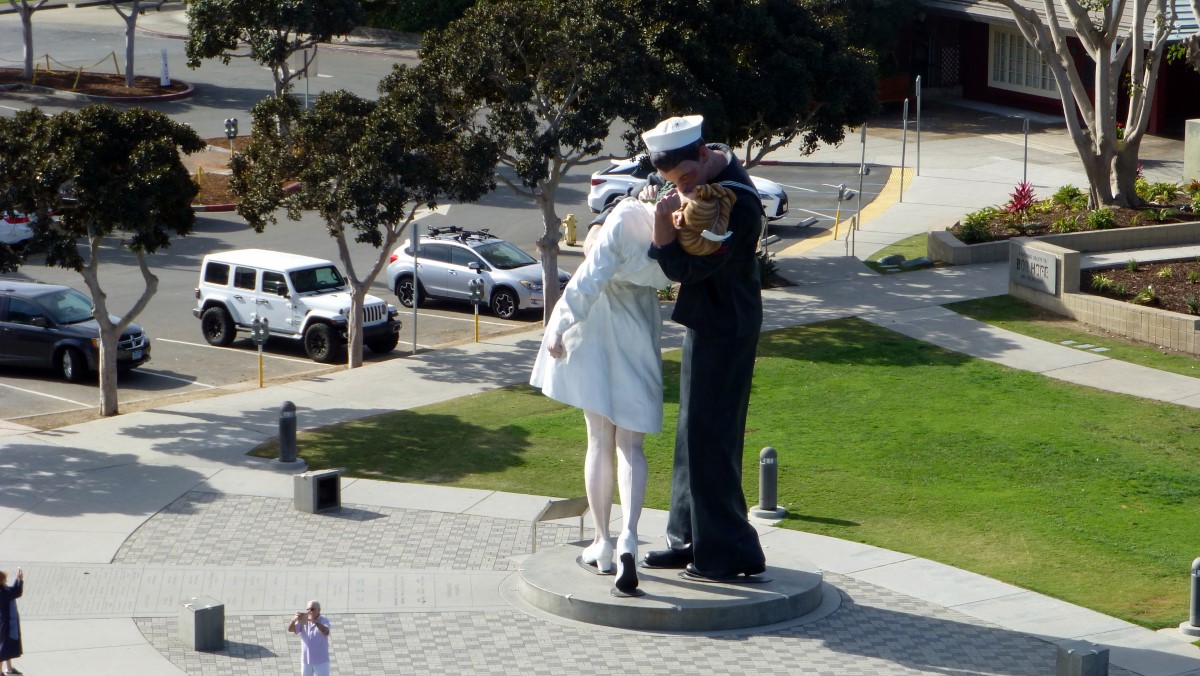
[0,105,204,416]
[185,0,363,97]
[635,0,879,168]
[7,0,50,80]
[989,0,1175,207]
[106,1,151,88]
[416,0,661,322]
[230,77,496,367]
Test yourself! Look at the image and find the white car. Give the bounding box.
[386,227,569,319]
[0,212,35,248]
[587,156,789,220]
[193,249,400,363]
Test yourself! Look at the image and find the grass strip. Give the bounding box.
[254,318,1200,629]
[948,295,1200,378]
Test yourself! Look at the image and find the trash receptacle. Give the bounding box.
[294,468,341,513]
[179,596,224,651]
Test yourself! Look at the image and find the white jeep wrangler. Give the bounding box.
[193,249,400,363]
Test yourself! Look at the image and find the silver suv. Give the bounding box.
[193,249,399,363]
[385,227,569,319]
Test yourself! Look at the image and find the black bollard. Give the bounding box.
[758,447,778,512]
[279,401,297,463]
[1191,556,1200,629]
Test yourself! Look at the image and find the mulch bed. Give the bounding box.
[1082,259,1200,315]
[0,67,189,97]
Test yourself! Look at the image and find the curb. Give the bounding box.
[0,79,194,102]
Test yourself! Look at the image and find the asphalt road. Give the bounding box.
[0,10,889,422]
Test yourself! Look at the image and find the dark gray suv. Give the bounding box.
[0,280,150,381]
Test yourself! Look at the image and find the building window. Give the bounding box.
[989,26,1058,97]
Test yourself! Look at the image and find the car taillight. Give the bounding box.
[590,178,605,186]
[389,253,398,263]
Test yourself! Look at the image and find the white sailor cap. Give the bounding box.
[641,115,704,153]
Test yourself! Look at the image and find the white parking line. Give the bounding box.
[0,381,89,406]
[778,183,817,192]
[156,338,317,364]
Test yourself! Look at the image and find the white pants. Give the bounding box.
[301,662,330,676]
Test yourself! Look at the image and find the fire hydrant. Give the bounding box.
[563,213,578,246]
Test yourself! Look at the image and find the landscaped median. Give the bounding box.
[252,319,1200,631]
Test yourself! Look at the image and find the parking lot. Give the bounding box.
[0,159,886,426]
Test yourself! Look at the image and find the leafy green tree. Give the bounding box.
[413,0,661,322]
[360,0,472,32]
[0,105,204,416]
[230,79,496,367]
[7,0,50,80]
[636,0,879,168]
[988,0,1175,207]
[185,0,363,96]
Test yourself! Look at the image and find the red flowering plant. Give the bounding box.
[1003,181,1039,235]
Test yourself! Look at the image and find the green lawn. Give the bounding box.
[948,295,1200,378]
[255,318,1200,629]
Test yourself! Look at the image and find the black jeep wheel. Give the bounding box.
[303,323,343,363]
[201,306,236,346]
[366,331,400,354]
[395,275,425,308]
[490,287,518,319]
[58,347,87,383]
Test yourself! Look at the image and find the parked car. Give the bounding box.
[0,279,151,381]
[193,249,400,363]
[587,156,789,220]
[386,227,570,319]
[0,212,35,249]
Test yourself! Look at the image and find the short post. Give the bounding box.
[751,447,786,519]
[279,401,297,464]
[1055,641,1108,676]
[178,596,224,651]
[1180,556,1200,637]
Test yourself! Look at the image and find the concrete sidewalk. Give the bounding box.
[3,7,1200,674]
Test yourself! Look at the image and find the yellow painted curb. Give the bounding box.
[775,166,913,257]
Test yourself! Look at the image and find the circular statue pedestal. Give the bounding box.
[516,541,826,632]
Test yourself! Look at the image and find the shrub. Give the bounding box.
[1186,178,1200,199]
[1087,208,1117,230]
[1051,184,1088,210]
[1137,180,1180,204]
[1131,286,1157,305]
[1114,282,1129,295]
[1126,258,1140,272]
[1129,212,1144,227]
[1189,270,1200,284]
[1091,274,1114,292]
[1051,215,1081,234]
[1187,295,1200,315]
[1192,193,1200,214]
[956,207,1000,243]
[1158,266,1174,278]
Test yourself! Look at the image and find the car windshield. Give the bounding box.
[290,265,346,293]
[42,288,94,324]
[474,241,537,270]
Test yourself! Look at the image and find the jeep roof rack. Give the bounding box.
[427,227,498,243]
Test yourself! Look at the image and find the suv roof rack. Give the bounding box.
[426,227,498,243]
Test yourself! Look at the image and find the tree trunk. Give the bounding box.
[535,188,561,326]
[20,7,34,80]
[97,323,119,416]
[118,1,140,89]
[347,285,365,369]
[1113,137,1144,207]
